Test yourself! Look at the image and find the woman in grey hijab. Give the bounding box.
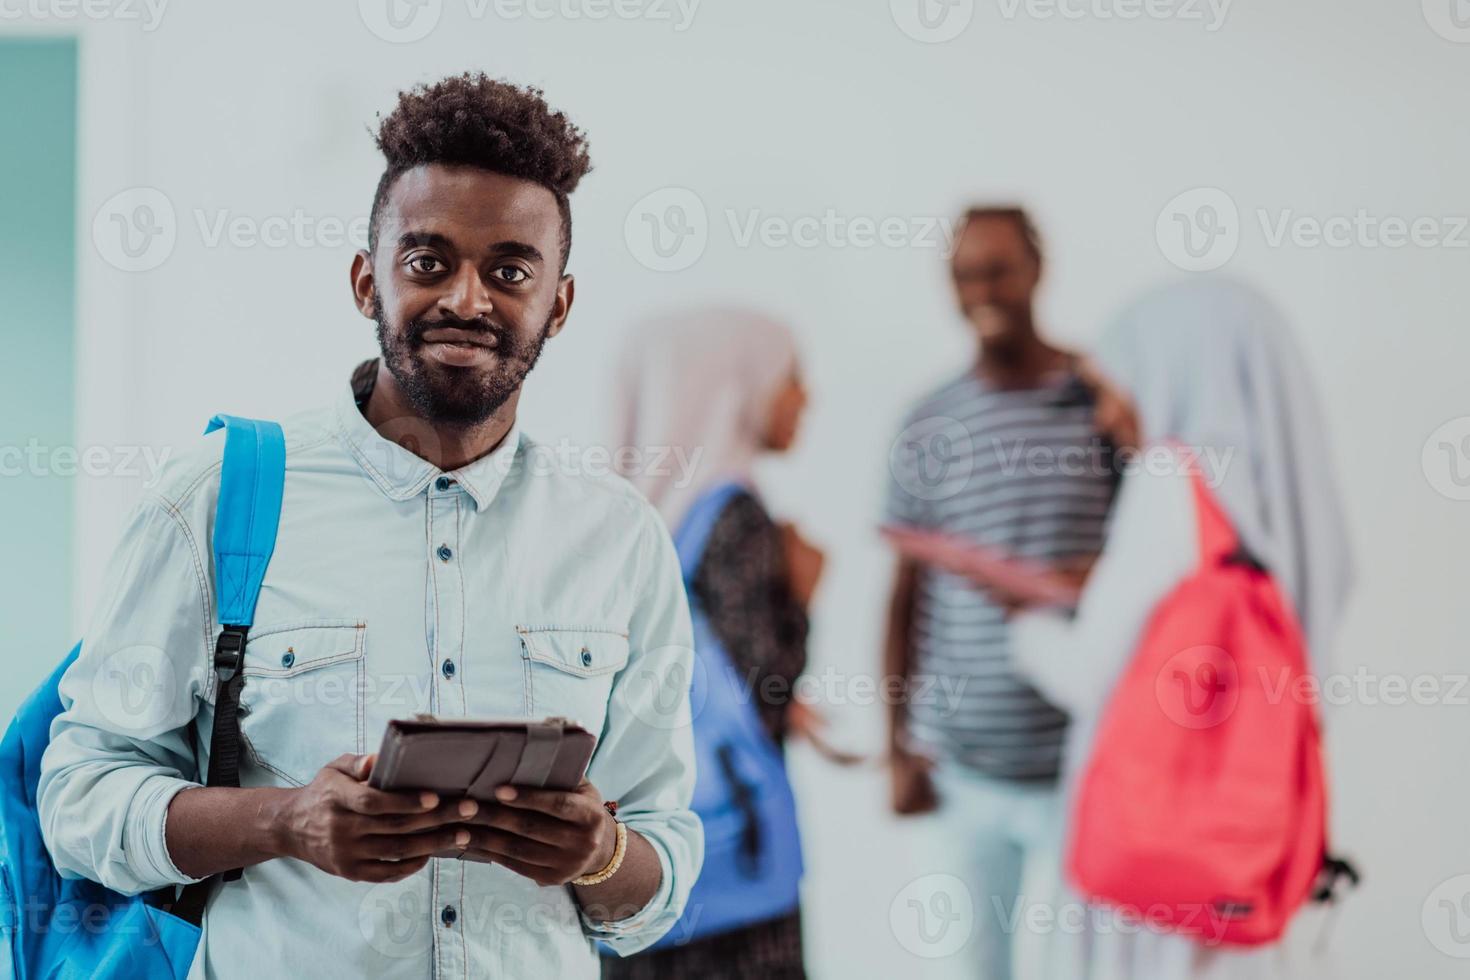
[1008,276,1355,979]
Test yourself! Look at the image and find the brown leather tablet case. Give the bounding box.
[368,714,597,860]
[370,713,596,795]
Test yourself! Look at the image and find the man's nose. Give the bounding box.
[437,264,495,322]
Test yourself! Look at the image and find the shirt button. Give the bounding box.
[281,650,295,668]
[437,544,453,562]
[435,476,453,491]
[442,658,456,679]
[441,904,457,927]
[580,648,593,667]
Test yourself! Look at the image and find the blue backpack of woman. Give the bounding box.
[649,481,804,948]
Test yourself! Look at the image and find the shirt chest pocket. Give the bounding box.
[237,620,367,787]
[518,626,630,736]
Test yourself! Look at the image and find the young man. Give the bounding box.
[882,208,1116,979]
[39,74,701,978]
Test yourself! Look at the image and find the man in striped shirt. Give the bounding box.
[882,207,1117,979]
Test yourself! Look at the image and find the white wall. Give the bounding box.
[40,0,1470,975]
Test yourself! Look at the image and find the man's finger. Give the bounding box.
[337,779,443,817]
[367,797,480,834]
[486,853,565,888]
[324,753,367,777]
[465,804,573,846]
[461,827,563,866]
[489,785,587,821]
[359,827,472,862]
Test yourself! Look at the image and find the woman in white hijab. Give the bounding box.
[612,307,806,530]
[1007,277,1354,979]
[605,307,822,980]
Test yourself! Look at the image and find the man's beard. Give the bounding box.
[373,292,551,427]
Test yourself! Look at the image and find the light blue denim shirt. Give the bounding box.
[37,376,703,978]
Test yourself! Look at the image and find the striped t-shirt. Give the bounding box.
[885,367,1117,781]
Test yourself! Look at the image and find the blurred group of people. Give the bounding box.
[606,206,1352,980]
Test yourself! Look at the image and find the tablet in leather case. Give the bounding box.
[369,713,596,794]
[368,714,598,862]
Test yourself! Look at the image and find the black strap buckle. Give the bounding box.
[1223,546,1268,573]
[1312,854,1362,903]
[214,626,248,681]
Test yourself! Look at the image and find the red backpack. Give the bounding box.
[1066,458,1354,947]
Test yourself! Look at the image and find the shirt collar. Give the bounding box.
[333,373,523,511]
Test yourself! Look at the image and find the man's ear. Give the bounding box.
[350,249,377,319]
[544,274,576,340]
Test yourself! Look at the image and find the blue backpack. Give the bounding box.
[1,416,285,980]
[647,482,803,949]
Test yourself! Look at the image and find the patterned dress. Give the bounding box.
[602,489,808,979]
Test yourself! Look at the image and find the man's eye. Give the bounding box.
[495,266,529,283]
[408,255,443,274]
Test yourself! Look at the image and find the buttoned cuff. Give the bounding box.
[579,823,677,955]
[127,774,210,891]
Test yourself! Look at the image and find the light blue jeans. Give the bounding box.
[912,763,1063,980]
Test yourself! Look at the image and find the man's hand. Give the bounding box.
[275,753,480,883]
[779,520,826,608]
[457,778,615,887]
[889,745,939,816]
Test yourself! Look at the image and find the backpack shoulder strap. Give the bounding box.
[1187,467,1238,566]
[172,415,285,921]
[672,482,750,585]
[204,414,285,629]
[1156,439,1238,567]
